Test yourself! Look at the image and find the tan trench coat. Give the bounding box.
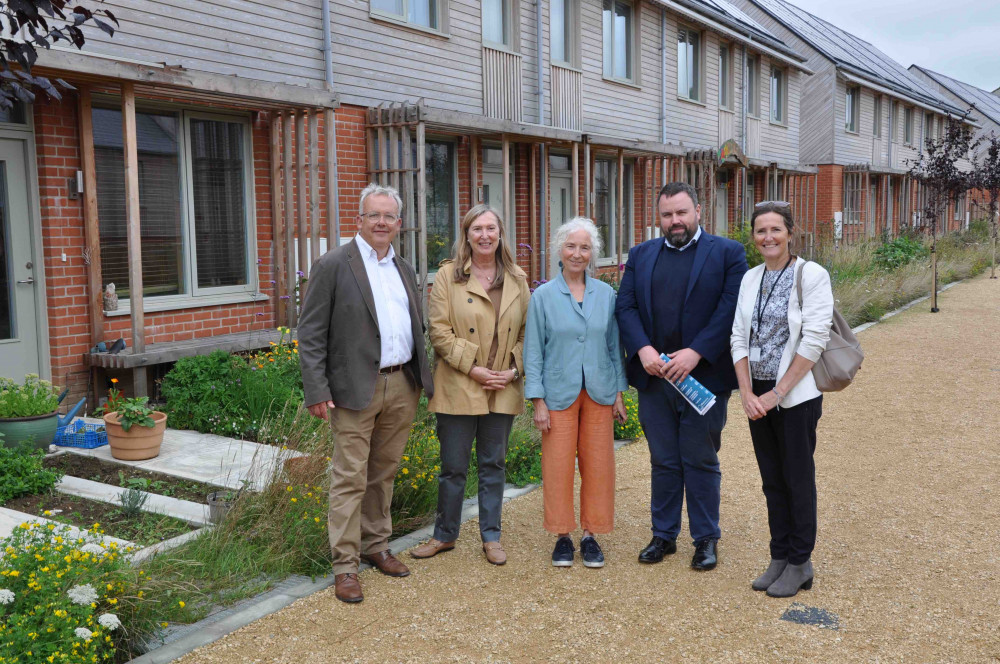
[427,259,530,416]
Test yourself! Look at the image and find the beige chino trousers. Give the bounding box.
[328,370,418,575]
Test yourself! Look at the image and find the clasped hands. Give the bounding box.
[470,366,517,391]
[740,389,779,421]
[637,345,701,384]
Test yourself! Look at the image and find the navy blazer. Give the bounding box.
[614,231,748,394]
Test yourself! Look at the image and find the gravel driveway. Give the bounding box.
[177,274,1000,664]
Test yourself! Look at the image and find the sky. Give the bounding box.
[782,0,1000,92]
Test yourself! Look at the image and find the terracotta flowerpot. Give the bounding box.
[103,410,167,461]
[0,412,59,450]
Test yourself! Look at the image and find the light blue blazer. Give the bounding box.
[523,272,629,411]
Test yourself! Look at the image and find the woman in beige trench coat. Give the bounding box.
[411,204,530,566]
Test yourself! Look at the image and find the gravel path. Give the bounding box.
[177,275,1000,664]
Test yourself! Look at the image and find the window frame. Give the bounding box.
[904,106,914,146]
[769,64,787,125]
[602,0,638,86]
[549,0,580,68]
[482,0,518,51]
[923,111,935,148]
[369,0,449,37]
[745,54,760,118]
[843,172,862,225]
[718,42,733,111]
[593,157,634,267]
[93,97,260,310]
[873,95,882,138]
[845,85,860,134]
[422,135,460,277]
[676,23,704,103]
[481,143,516,240]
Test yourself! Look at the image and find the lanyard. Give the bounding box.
[752,256,793,345]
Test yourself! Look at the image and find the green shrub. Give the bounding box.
[0,443,63,503]
[729,224,762,268]
[614,389,643,440]
[873,235,929,271]
[0,374,60,418]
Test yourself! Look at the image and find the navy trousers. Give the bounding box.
[638,378,730,544]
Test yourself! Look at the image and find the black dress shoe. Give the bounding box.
[638,536,677,564]
[691,538,718,571]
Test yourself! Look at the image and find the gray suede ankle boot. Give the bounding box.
[752,558,787,591]
[766,560,814,597]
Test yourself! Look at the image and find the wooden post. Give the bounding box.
[309,110,320,265]
[270,113,286,326]
[470,135,479,204]
[324,108,339,248]
[283,112,296,327]
[296,110,308,290]
[583,140,591,218]
[401,117,414,261]
[416,118,428,301]
[120,83,146,396]
[77,86,102,348]
[571,142,579,217]
[501,134,511,227]
[529,143,537,284]
[617,148,624,269]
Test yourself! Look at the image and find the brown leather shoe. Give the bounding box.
[334,573,363,603]
[360,550,411,577]
[483,541,507,566]
[410,538,456,559]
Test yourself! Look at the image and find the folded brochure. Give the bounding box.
[660,353,717,416]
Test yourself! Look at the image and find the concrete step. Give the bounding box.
[56,475,212,527]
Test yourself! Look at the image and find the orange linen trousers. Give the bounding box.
[542,389,615,534]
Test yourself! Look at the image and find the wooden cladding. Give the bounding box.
[483,46,523,122]
[872,136,886,167]
[746,117,761,158]
[551,64,582,130]
[718,110,735,147]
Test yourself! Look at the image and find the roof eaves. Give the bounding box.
[668,0,803,60]
[837,67,973,122]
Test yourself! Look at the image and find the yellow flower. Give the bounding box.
[401,468,409,475]
[178,601,185,608]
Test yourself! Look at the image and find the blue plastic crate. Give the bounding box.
[54,420,108,449]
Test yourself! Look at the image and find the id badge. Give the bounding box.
[749,347,762,362]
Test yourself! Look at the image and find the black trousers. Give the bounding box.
[748,379,823,565]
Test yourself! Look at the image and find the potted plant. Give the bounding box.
[102,396,168,461]
[0,374,61,450]
[206,481,248,524]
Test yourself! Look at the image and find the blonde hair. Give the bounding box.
[451,204,518,286]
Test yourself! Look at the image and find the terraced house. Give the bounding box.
[1,1,341,402]
[335,0,823,290]
[735,0,975,242]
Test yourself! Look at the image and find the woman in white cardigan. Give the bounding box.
[731,201,833,598]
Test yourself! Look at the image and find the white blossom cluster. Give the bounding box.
[97,613,121,631]
[67,583,98,606]
[74,627,94,640]
[0,589,14,605]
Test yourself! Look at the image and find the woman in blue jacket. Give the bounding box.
[524,217,628,568]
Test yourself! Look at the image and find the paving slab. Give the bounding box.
[60,419,297,490]
[56,475,212,527]
[0,506,133,550]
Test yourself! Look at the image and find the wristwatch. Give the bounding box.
[510,367,520,381]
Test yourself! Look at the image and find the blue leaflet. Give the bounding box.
[659,353,717,416]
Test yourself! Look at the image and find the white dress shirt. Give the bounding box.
[354,234,415,368]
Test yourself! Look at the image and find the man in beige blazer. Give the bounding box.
[298,183,433,604]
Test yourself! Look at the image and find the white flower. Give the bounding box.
[97,613,121,631]
[74,627,93,639]
[0,589,14,605]
[67,584,98,606]
[80,543,104,555]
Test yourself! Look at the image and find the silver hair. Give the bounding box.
[358,183,403,216]
[551,217,602,275]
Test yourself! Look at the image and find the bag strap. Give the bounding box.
[795,258,806,310]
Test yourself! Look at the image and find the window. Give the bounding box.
[924,112,935,146]
[770,66,786,124]
[0,101,25,125]
[873,95,882,138]
[425,140,457,270]
[481,145,515,237]
[483,0,513,48]
[904,107,914,145]
[745,54,760,117]
[937,116,945,140]
[602,0,634,83]
[550,0,578,66]
[677,26,701,101]
[94,107,256,302]
[845,85,859,133]
[843,172,862,225]
[593,158,633,262]
[371,0,442,31]
[891,100,899,142]
[718,44,732,110]
[954,192,965,222]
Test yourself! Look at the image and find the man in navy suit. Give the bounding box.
[615,182,747,570]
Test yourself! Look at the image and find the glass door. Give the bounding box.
[0,139,39,378]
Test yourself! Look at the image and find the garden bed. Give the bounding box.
[3,491,198,546]
[44,452,224,503]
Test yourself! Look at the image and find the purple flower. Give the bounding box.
[256,313,265,317]
[296,270,305,278]
[251,366,257,371]
[280,295,291,300]
[269,280,276,284]
[257,258,264,264]
[618,263,625,272]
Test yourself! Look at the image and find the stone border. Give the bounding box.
[126,278,968,664]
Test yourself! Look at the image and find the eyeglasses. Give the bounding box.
[754,200,791,208]
[361,212,400,223]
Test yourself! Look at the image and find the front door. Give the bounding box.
[0,139,39,378]
[715,183,728,236]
